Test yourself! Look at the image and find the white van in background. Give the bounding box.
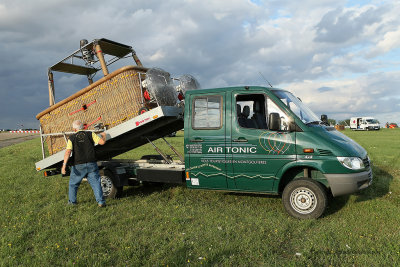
[350,117,380,130]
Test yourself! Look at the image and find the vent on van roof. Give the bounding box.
[317,149,333,156]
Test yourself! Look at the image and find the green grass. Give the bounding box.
[1,129,399,266]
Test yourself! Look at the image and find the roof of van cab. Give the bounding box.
[185,86,285,95]
[350,117,376,119]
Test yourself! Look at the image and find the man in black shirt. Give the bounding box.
[61,120,107,207]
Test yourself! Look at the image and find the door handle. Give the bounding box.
[233,138,248,142]
[190,138,203,142]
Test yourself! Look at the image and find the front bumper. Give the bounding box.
[325,168,373,197]
[368,126,380,130]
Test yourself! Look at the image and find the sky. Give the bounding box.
[0,0,399,129]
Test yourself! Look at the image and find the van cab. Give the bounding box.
[184,86,372,218]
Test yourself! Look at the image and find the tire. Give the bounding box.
[282,178,327,219]
[100,170,122,199]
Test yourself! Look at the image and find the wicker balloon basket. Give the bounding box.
[36,66,153,155]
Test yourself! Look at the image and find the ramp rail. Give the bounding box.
[35,106,184,171]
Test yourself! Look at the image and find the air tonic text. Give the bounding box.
[207,146,257,154]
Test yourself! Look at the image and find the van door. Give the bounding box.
[228,92,296,192]
[186,93,228,189]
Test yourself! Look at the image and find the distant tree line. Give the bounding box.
[338,119,351,126]
[326,119,350,126]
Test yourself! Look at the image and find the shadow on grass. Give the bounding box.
[325,194,350,217]
[225,191,281,200]
[119,182,180,198]
[117,165,392,217]
[353,166,393,202]
[120,183,282,200]
[325,166,393,216]
[164,246,194,266]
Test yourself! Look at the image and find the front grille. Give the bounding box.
[363,157,371,169]
[317,149,334,156]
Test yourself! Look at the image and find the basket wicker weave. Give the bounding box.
[36,65,149,155]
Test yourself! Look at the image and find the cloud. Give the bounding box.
[314,5,385,44]
[286,70,400,121]
[0,0,400,129]
[317,86,334,92]
[368,27,400,57]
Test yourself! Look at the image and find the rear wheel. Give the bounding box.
[99,170,122,199]
[282,178,327,219]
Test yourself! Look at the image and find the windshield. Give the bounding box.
[272,90,320,124]
[366,119,378,124]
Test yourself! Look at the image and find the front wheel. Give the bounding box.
[282,178,328,219]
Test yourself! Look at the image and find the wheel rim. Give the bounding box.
[289,187,317,214]
[101,176,113,196]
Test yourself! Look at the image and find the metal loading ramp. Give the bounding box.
[35,106,184,171]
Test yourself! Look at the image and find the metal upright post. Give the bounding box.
[48,71,55,106]
[132,49,143,67]
[40,126,46,159]
[95,43,109,76]
[146,137,172,164]
[162,137,184,163]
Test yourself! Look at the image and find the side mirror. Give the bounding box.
[321,114,328,124]
[269,113,281,131]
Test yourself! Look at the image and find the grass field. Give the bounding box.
[0,129,399,266]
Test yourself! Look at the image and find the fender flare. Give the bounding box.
[274,160,328,192]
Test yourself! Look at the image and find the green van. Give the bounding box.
[184,86,372,219]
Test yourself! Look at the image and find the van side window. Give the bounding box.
[267,98,289,131]
[193,96,222,129]
[236,94,268,129]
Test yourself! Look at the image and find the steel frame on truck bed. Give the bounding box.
[35,106,184,172]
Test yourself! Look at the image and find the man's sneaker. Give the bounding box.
[98,203,106,207]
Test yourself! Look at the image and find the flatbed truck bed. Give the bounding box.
[35,105,184,171]
[96,158,185,198]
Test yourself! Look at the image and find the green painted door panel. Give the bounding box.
[229,127,296,192]
[186,93,228,189]
[228,91,296,192]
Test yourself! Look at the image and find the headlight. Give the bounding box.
[337,157,365,170]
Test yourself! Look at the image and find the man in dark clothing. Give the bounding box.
[61,120,107,207]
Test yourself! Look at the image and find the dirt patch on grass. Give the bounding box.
[0,133,39,149]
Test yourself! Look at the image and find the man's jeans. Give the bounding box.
[68,162,105,205]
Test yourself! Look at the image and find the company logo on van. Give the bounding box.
[207,146,257,153]
[259,132,293,154]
